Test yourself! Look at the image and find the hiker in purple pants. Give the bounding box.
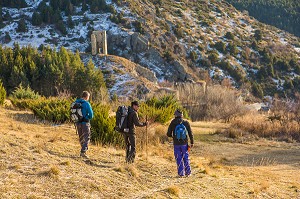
[167,109,194,177]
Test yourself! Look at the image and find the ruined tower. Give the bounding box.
[91,30,107,55]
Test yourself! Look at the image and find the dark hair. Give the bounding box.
[82,91,90,98]
[131,101,139,107]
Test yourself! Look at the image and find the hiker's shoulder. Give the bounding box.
[183,120,190,125]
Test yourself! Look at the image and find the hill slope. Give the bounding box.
[0,0,300,98]
[226,0,300,37]
[1,107,300,198]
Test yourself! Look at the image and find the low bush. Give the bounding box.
[11,84,40,100]
[11,97,71,123]
[0,80,6,106]
[90,103,123,146]
[139,95,187,124]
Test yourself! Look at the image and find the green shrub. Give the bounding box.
[139,95,187,124]
[0,80,6,106]
[90,103,124,146]
[11,97,71,123]
[11,84,40,100]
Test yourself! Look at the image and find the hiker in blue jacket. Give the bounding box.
[167,109,194,177]
[75,91,94,158]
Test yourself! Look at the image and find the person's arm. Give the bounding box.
[185,121,194,145]
[133,112,146,127]
[167,120,174,137]
[86,102,94,119]
[83,102,93,120]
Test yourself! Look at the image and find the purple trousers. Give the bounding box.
[174,144,191,176]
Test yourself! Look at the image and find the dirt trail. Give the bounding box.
[0,108,300,198]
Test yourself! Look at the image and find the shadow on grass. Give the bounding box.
[228,148,300,167]
[194,133,300,168]
[46,149,113,168]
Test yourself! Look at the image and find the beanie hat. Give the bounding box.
[174,109,183,117]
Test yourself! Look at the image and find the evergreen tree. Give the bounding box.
[67,15,75,28]
[56,20,67,35]
[254,29,262,41]
[0,6,3,27]
[17,18,27,32]
[32,12,43,26]
[252,82,264,99]
[4,32,11,43]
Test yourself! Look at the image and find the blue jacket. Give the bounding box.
[75,98,94,123]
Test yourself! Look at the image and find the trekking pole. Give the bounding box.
[146,115,148,160]
[74,123,78,135]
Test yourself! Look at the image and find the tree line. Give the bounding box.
[226,0,300,37]
[0,44,107,101]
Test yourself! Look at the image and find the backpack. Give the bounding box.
[174,122,187,140]
[70,101,84,123]
[115,105,129,133]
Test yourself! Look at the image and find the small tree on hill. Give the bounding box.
[32,11,42,26]
[56,20,67,35]
[67,15,75,28]
[189,50,198,62]
[254,29,262,41]
[225,31,235,40]
[0,80,6,106]
[17,18,27,32]
[4,32,11,43]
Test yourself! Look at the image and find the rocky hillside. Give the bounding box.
[0,0,300,98]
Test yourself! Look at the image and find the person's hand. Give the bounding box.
[191,144,194,148]
[144,121,149,126]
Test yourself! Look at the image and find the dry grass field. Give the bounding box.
[0,107,300,199]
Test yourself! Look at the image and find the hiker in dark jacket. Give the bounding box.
[124,101,148,163]
[167,109,194,177]
[75,91,94,158]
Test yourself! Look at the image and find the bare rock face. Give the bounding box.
[107,31,194,82]
[129,32,149,53]
[135,64,157,83]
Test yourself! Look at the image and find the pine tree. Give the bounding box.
[0,6,3,27]
[32,12,42,26]
[254,29,262,41]
[56,20,67,35]
[4,32,11,43]
[67,15,74,28]
[17,18,27,32]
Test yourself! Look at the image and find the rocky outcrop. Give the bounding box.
[107,31,194,83]
[135,64,157,83]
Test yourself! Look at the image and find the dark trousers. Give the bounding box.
[123,133,136,163]
[174,144,191,176]
[76,123,91,153]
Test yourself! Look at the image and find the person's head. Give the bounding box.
[131,101,140,111]
[82,91,90,101]
[174,109,183,118]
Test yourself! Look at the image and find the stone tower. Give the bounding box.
[91,30,107,55]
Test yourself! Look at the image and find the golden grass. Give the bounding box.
[231,113,300,141]
[1,107,300,198]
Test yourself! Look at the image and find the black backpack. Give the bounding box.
[70,101,84,123]
[114,105,129,133]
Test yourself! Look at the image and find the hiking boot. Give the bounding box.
[80,152,89,158]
